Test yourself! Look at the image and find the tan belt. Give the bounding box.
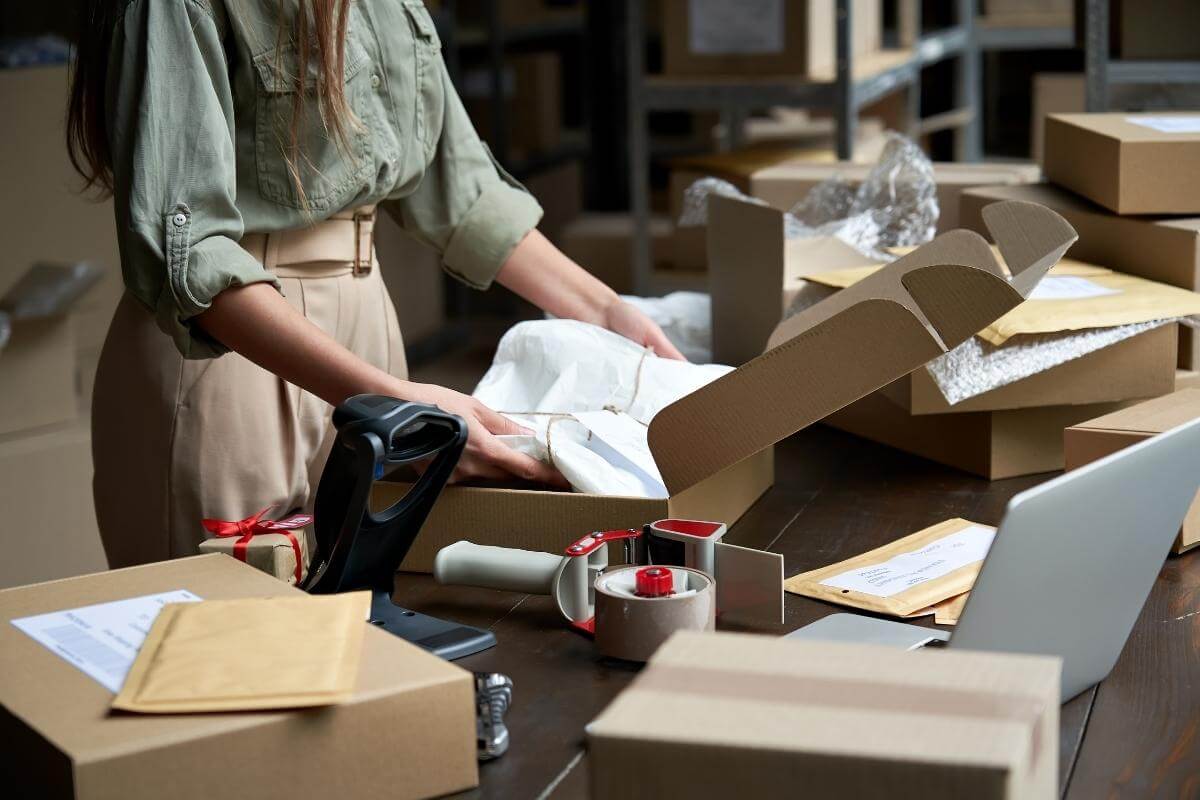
[240,205,377,277]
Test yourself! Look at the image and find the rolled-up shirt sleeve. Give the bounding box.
[383,60,543,290]
[109,0,277,359]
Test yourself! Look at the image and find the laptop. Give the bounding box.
[788,416,1200,701]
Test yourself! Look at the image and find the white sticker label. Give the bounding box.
[1028,275,1120,301]
[688,0,784,55]
[1126,116,1200,134]
[820,525,995,598]
[11,589,202,692]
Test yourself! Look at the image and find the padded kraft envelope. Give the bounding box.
[112,592,370,713]
[807,256,1200,345]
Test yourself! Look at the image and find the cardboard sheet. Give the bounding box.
[112,592,370,713]
[785,519,997,617]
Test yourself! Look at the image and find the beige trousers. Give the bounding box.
[92,251,407,570]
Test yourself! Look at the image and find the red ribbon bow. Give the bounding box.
[202,506,312,584]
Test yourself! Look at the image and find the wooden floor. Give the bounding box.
[392,423,1200,799]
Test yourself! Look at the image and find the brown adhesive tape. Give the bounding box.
[594,566,716,662]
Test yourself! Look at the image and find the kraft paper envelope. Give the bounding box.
[113,592,370,713]
[784,519,996,618]
[807,256,1200,346]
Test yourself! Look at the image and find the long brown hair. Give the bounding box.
[68,0,354,206]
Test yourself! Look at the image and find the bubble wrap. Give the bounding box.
[677,132,939,262]
[926,320,1175,405]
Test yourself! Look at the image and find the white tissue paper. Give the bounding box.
[473,319,732,497]
[618,292,713,363]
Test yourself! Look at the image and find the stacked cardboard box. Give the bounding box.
[461,52,562,161]
[0,65,116,588]
[965,113,1200,370]
[660,0,882,80]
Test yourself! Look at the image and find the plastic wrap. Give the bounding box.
[678,132,939,262]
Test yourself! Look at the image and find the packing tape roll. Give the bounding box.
[593,566,716,662]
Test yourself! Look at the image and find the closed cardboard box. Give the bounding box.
[524,160,583,245]
[0,66,122,356]
[560,214,674,294]
[1065,388,1200,553]
[0,315,78,436]
[960,182,1200,369]
[827,391,1138,480]
[981,0,1071,25]
[0,555,478,800]
[1044,113,1200,215]
[589,631,1060,800]
[661,0,881,79]
[1031,73,1084,164]
[461,52,562,159]
[1113,0,1200,60]
[0,422,107,590]
[375,213,446,346]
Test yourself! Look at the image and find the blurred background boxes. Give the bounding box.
[660,0,881,79]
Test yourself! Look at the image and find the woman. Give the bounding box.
[68,0,684,569]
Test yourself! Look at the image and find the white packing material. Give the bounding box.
[925,319,1175,405]
[618,291,713,363]
[473,319,733,497]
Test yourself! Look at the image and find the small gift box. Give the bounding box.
[198,506,313,585]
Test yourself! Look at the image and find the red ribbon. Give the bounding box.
[202,506,312,584]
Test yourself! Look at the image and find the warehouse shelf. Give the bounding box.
[1083,0,1200,110]
[625,0,982,293]
[975,19,1074,51]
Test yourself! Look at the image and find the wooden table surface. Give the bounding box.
[391,426,1200,800]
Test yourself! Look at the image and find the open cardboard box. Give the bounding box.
[960,183,1200,369]
[381,200,1079,572]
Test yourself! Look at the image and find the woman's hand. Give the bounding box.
[496,229,689,361]
[407,383,569,487]
[601,299,686,360]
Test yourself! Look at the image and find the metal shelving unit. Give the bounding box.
[1083,0,1200,111]
[625,0,980,294]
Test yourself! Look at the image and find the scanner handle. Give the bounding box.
[434,541,563,595]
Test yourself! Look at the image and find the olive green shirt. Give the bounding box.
[108,0,543,357]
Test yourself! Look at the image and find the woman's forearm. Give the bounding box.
[196,282,411,406]
[496,229,619,323]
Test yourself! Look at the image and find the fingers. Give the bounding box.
[646,328,687,361]
[476,403,531,436]
[483,441,570,488]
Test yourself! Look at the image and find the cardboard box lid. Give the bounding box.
[1048,112,1200,144]
[0,555,469,764]
[649,198,1076,494]
[589,630,1060,767]
[1067,388,1200,436]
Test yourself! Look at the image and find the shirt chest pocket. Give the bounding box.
[252,35,374,212]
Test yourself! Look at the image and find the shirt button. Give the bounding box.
[172,213,187,227]
[370,73,381,89]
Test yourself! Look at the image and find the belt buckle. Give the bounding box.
[353,210,375,275]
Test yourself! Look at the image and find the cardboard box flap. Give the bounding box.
[649,200,1075,495]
